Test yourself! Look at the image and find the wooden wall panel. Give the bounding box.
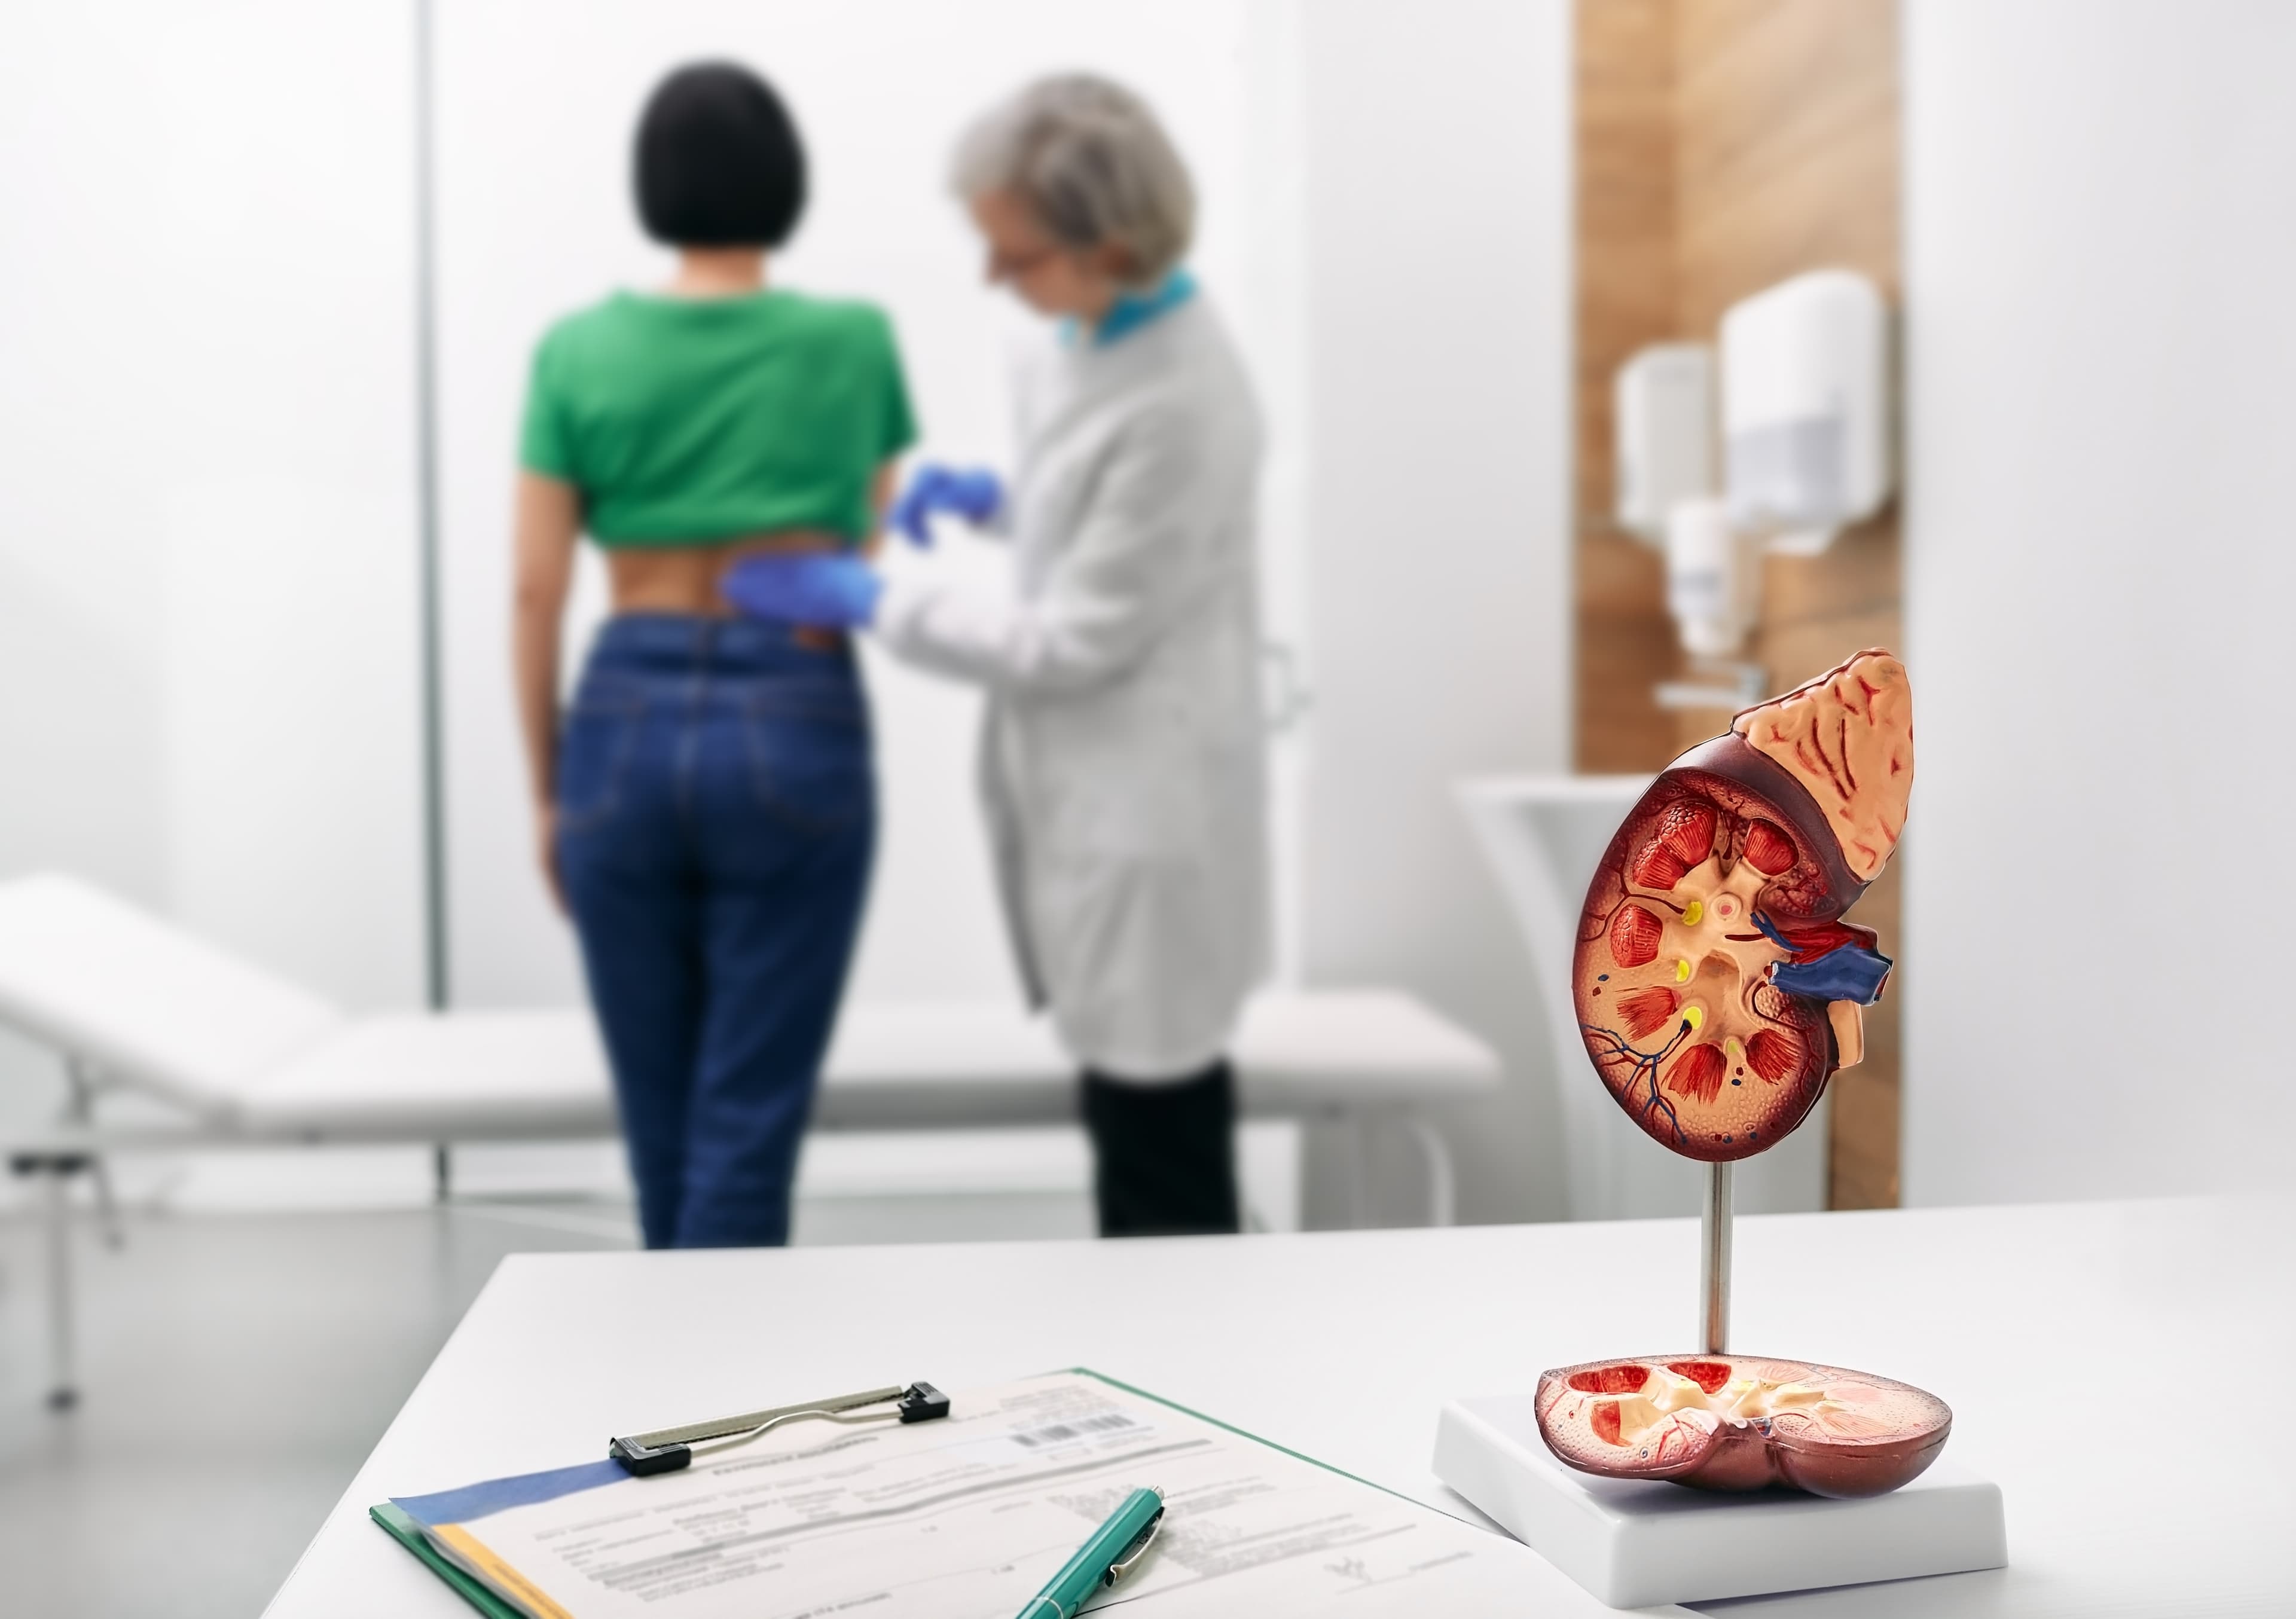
[1675,0,1904,1210]
[1673,0,1900,332]
[1572,0,1904,1207]
[1573,0,1681,774]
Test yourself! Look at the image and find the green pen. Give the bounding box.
[1013,1485,1165,1619]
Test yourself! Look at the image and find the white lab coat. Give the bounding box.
[875,297,1271,1079]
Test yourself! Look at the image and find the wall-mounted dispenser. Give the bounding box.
[1721,269,1892,555]
[1610,271,1895,707]
[1614,343,1714,545]
[1663,496,1764,659]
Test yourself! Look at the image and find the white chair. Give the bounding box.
[0,872,1500,1406]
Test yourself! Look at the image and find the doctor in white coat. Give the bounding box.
[724,75,1269,1236]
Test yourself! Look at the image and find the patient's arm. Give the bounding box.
[858,459,899,561]
[512,472,581,910]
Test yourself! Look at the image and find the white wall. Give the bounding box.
[432,0,1309,1011]
[0,1,1577,1233]
[1296,0,1576,1224]
[0,2,425,1028]
[1902,1,2296,1203]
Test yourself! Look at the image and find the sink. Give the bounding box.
[1457,775,1829,1221]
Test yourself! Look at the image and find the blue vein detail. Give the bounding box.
[1580,1018,1695,1147]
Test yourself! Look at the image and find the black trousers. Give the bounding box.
[1079,1059,1241,1238]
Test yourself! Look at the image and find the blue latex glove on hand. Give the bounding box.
[887,464,1003,548]
[722,554,884,629]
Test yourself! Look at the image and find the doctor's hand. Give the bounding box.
[723,553,884,629]
[887,463,1003,547]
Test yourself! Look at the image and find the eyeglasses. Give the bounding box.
[986,240,1065,281]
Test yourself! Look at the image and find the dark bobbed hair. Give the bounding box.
[634,62,807,248]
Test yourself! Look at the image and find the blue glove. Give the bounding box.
[722,554,883,628]
[887,464,1003,548]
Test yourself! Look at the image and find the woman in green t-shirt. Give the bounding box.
[511,63,917,1250]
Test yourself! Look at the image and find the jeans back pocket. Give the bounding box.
[557,678,648,833]
[741,685,873,836]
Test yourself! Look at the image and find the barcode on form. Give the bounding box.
[1009,1413,1140,1449]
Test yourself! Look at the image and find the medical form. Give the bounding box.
[385,1370,1614,1617]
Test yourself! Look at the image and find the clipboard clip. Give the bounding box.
[609,1380,949,1476]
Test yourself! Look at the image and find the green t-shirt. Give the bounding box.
[520,289,918,546]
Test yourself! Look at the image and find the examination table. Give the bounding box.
[0,872,1500,1406]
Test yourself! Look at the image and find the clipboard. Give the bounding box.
[371,1367,1531,1619]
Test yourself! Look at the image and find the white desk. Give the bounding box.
[265,1195,2295,1616]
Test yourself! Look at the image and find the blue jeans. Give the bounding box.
[555,615,874,1249]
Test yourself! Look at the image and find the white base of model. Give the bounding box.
[1433,1391,2007,1609]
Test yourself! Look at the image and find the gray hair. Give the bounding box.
[951,75,1195,285]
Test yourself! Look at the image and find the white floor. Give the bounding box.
[0,1200,629,1619]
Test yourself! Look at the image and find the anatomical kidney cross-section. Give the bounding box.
[1537,650,1952,1498]
[1573,649,1912,1162]
[1537,1355,1950,1497]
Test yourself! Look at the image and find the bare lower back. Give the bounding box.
[605,529,854,616]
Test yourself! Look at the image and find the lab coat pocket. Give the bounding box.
[1030,687,1209,862]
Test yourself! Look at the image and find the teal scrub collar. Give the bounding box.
[1067,268,1198,348]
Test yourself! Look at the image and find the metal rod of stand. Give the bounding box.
[1699,1160,1732,1354]
[45,1165,78,1410]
